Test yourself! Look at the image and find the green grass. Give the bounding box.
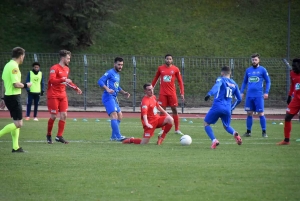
[0,117,300,201]
[0,0,299,57]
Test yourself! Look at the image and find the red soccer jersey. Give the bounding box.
[152,64,184,96]
[140,95,160,124]
[47,64,78,98]
[288,71,300,99]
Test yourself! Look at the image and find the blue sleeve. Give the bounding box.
[207,79,222,96]
[231,84,242,111]
[41,73,45,92]
[240,70,248,93]
[98,71,110,87]
[263,69,271,94]
[26,72,30,92]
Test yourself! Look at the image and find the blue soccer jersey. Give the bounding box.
[98,68,123,97]
[240,65,271,97]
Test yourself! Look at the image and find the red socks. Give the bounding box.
[173,114,179,131]
[161,123,173,138]
[284,121,291,139]
[47,118,55,135]
[132,138,142,144]
[57,120,66,137]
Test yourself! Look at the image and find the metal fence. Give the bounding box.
[0,53,290,111]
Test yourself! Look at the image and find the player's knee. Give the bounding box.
[285,113,294,122]
[15,121,23,128]
[166,116,174,124]
[258,112,264,116]
[171,107,178,114]
[204,121,209,127]
[247,111,253,116]
[110,112,118,119]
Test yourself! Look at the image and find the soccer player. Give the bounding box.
[25,62,45,121]
[277,58,300,145]
[240,53,271,138]
[98,57,130,141]
[46,50,82,144]
[122,83,174,145]
[152,54,184,136]
[0,47,32,152]
[204,66,242,149]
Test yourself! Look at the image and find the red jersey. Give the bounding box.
[140,95,160,124]
[152,64,184,96]
[288,71,300,99]
[47,64,78,98]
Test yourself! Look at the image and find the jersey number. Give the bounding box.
[226,87,233,98]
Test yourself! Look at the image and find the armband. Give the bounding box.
[23,83,28,89]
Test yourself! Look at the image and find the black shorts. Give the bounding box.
[4,94,23,120]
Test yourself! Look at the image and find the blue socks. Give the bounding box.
[259,115,266,131]
[224,126,235,135]
[111,119,121,139]
[205,125,215,141]
[246,116,253,131]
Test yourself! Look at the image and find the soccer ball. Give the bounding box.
[180,135,192,146]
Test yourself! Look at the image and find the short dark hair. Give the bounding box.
[292,58,300,74]
[32,62,40,67]
[143,83,152,90]
[12,47,25,58]
[251,53,260,59]
[114,57,123,63]
[221,66,231,75]
[165,54,172,59]
[59,50,71,58]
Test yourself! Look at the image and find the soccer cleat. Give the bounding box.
[211,139,220,149]
[277,140,290,145]
[12,147,25,153]
[115,136,127,142]
[25,117,30,121]
[234,133,242,145]
[243,132,251,137]
[262,133,268,138]
[175,130,184,136]
[122,137,134,144]
[33,117,39,121]
[110,138,116,141]
[46,135,53,144]
[157,136,164,145]
[158,130,164,135]
[55,136,69,144]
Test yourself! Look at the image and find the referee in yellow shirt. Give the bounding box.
[0,47,32,153]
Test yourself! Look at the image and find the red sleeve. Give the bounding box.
[48,66,66,84]
[176,69,184,95]
[151,67,160,87]
[141,98,149,116]
[66,82,79,91]
[288,71,294,96]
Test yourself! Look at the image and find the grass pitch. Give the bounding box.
[0,117,300,201]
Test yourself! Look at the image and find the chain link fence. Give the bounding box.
[0,53,290,111]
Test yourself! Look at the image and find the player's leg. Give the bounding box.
[157,94,168,135]
[221,111,242,145]
[123,126,155,144]
[255,97,267,137]
[47,98,58,144]
[55,97,69,144]
[116,101,125,139]
[168,94,182,135]
[244,97,254,137]
[0,97,19,138]
[25,93,33,120]
[157,115,174,145]
[204,107,220,149]
[33,94,40,120]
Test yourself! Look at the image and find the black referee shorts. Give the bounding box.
[4,94,23,120]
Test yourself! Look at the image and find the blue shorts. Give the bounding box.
[204,105,231,128]
[244,97,264,112]
[102,95,121,116]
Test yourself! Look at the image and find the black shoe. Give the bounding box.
[55,136,69,144]
[243,132,251,137]
[262,133,268,138]
[46,135,53,144]
[12,147,25,153]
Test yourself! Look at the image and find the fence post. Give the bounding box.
[132,56,137,112]
[34,53,38,62]
[181,57,185,113]
[83,55,88,111]
[230,58,234,79]
[283,58,291,98]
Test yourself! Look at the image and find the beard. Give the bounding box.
[252,63,259,68]
[115,67,121,72]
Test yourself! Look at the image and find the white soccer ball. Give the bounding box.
[180,135,192,146]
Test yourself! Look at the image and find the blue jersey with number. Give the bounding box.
[240,65,271,98]
[207,77,241,110]
[98,68,122,97]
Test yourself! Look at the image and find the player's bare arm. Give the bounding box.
[120,89,130,98]
[143,115,153,128]
[157,105,171,117]
[13,82,32,89]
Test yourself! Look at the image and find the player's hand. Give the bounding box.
[0,99,5,110]
[65,79,72,83]
[145,123,153,128]
[26,82,32,88]
[204,95,210,101]
[263,93,268,99]
[240,93,244,99]
[181,94,185,101]
[40,91,44,96]
[123,91,130,98]
[106,88,115,94]
[287,95,292,105]
[77,88,82,95]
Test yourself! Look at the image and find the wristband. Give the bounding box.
[23,83,28,88]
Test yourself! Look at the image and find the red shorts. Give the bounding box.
[47,97,68,114]
[143,116,166,138]
[287,98,300,115]
[158,94,178,107]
